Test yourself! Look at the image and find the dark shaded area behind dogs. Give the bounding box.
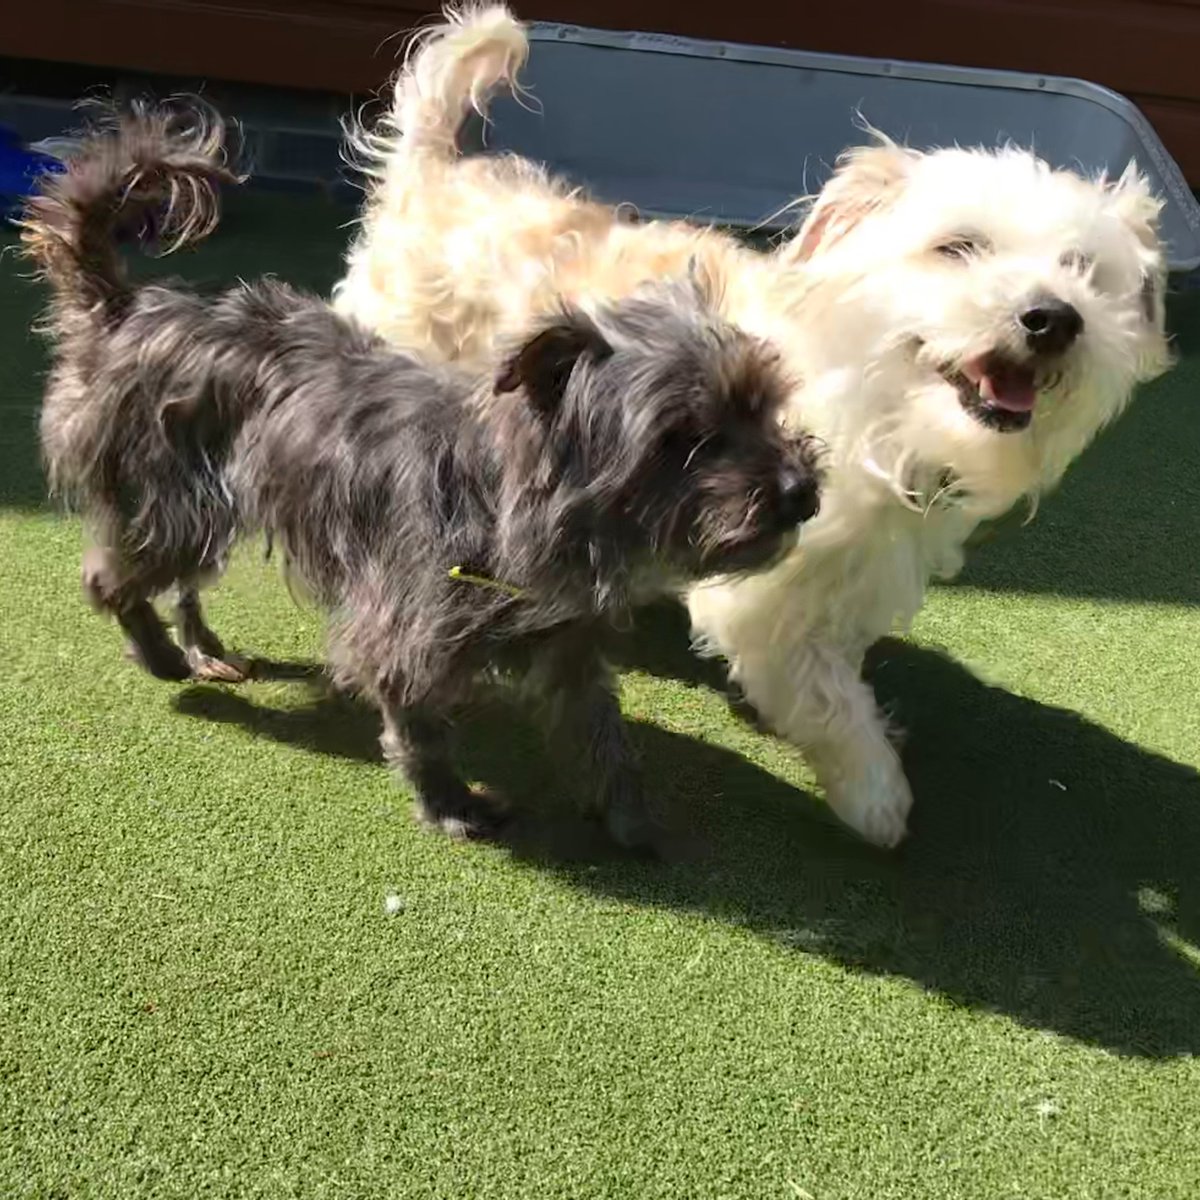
[177,608,1200,1061]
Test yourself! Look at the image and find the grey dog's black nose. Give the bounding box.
[778,466,819,524]
[1019,297,1083,355]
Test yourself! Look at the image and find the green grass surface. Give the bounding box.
[2,193,1199,1199]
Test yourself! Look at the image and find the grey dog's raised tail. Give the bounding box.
[20,102,241,320]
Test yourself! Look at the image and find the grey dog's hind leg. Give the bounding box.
[82,544,190,681]
[118,599,192,681]
[175,585,251,682]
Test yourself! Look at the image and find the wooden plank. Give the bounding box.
[0,0,435,94]
[6,1,1200,106]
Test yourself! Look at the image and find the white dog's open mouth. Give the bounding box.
[941,352,1039,433]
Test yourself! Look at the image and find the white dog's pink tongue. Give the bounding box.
[967,358,1038,412]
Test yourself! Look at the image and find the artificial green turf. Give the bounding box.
[2,192,1199,1199]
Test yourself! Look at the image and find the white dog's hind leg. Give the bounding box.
[689,585,912,848]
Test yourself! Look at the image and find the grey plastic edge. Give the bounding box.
[527,22,1200,272]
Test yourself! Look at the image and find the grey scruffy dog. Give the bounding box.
[22,104,821,849]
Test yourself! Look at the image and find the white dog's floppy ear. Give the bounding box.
[495,310,613,414]
[789,137,918,261]
[1110,165,1167,309]
[1106,162,1172,376]
[1108,160,1164,237]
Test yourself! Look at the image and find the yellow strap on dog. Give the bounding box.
[447,565,527,599]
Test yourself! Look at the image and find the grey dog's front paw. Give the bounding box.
[417,785,511,841]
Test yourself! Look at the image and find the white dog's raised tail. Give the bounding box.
[353,4,528,169]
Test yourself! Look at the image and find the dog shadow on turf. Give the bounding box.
[174,604,1200,1061]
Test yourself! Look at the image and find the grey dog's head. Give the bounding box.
[495,277,821,580]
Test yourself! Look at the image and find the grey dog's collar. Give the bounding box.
[447,565,527,598]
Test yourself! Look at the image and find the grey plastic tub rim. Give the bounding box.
[527,21,1200,271]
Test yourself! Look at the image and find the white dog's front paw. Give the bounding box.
[824,753,913,849]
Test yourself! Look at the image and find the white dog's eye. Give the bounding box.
[934,236,987,261]
[1060,249,1094,273]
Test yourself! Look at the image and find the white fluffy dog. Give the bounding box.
[335,4,1172,848]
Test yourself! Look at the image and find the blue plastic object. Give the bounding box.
[0,126,64,222]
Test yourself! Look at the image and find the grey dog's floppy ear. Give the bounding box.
[495,310,613,414]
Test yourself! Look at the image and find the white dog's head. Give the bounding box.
[781,136,1172,516]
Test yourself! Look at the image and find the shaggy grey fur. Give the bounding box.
[23,105,821,848]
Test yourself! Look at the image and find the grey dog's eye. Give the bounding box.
[934,236,987,260]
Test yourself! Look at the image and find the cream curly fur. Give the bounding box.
[336,4,1172,847]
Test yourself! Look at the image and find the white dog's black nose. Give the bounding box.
[778,466,820,524]
[1019,297,1083,355]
